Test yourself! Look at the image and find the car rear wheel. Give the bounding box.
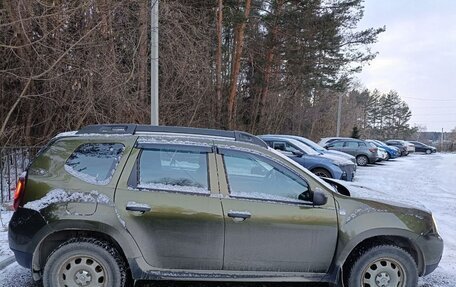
[312,168,332,178]
[43,238,127,287]
[356,155,368,166]
[426,149,432,154]
[347,245,417,287]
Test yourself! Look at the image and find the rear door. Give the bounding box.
[114,141,224,270]
[216,148,338,273]
[343,141,359,156]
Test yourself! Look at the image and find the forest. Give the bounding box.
[0,0,418,146]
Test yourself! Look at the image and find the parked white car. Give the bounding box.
[405,141,416,153]
[377,147,389,161]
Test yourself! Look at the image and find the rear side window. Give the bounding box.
[65,143,125,185]
[137,148,209,194]
[345,141,358,148]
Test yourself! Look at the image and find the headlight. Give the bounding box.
[432,214,439,234]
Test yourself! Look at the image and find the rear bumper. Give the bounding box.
[368,155,378,164]
[8,208,48,269]
[11,248,33,269]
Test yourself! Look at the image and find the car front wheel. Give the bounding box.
[43,238,127,287]
[347,245,418,287]
[312,168,332,178]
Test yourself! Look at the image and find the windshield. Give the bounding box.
[268,147,335,191]
[287,138,320,155]
[295,137,326,152]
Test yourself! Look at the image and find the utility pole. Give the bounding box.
[336,93,342,137]
[151,0,159,125]
[441,128,444,151]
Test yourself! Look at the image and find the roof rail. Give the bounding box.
[76,124,268,148]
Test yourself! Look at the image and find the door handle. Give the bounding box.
[227,211,251,222]
[126,202,151,213]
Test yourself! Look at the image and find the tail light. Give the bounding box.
[369,148,377,153]
[13,176,26,211]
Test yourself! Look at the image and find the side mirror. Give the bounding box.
[324,145,331,150]
[322,177,351,196]
[312,189,328,206]
[292,150,304,157]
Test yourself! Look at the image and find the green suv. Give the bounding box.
[9,125,443,287]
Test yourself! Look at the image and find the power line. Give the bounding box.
[402,96,456,102]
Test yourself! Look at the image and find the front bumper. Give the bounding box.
[340,164,356,181]
[416,232,444,276]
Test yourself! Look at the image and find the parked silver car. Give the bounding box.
[324,139,378,166]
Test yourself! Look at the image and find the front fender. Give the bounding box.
[332,195,434,274]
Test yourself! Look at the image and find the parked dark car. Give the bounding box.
[385,140,410,156]
[9,124,443,287]
[260,135,356,181]
[324,139,378,166]
[409,141,437,154]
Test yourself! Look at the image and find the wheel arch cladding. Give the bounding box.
[33,228,135,277]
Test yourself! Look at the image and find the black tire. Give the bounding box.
[347,245,418,287]
[43,238,127,287]
[312,168,332,178]
[356,155,368,166]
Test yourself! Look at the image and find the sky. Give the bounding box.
[356,0,456,132]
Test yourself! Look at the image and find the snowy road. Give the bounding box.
[0,153,455,286]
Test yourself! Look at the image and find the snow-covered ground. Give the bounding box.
[347,152,456,287]
[0,207,13,263]
[0,153,455,286]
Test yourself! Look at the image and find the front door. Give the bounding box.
[217,148,338,273]
[115,143,224,270]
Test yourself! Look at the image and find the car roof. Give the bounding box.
[332,138,364,143]
[73,124,268,148]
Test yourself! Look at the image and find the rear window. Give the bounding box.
[65,143,125,185]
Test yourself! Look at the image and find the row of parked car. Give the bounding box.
[258,135,437,182]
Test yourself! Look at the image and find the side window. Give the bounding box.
[345,141,358,148]
[223,151,310,203]
[65,143,125,185]
[359,142,367,147]
[137,148,209,194]
[332,141,344,147]
[272,142,287,151]
[273,142,299,153]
